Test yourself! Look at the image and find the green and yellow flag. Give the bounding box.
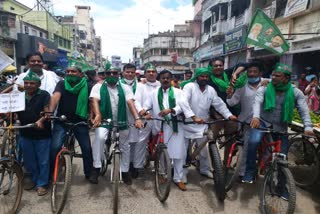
[246,9,289,55]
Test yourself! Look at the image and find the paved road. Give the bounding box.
[18,157,320,214]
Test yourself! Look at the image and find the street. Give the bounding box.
[18,154,320,214]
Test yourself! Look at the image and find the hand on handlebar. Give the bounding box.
[191,116,204,124]
[228,115,237,121]
[158,108,171,117]
[250,117,260,129]
[135,119,144,129]
[91,114,102,128]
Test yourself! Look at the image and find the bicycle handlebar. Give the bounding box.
[49,115,89,127]
[0,123,36,130]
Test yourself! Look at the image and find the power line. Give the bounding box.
[18,0,44,16]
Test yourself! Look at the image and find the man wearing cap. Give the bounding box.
[182,67,236,180]
[48,61,93,180]
[245,63,313,194]
[16,52,60,95]
[89,65,144,185]
[17,71,51,196]
[134,63,160,178]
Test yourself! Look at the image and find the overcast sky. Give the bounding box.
[17,0,194,63]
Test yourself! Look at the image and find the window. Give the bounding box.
[40,32,43,38]
[10,7,15,11]
[203,18,211,34]
[161,49,168,55]
[24,26,29,34]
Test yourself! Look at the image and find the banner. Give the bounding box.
[0,91,25,113]
[246,9,289,55]
[284,0,309,17]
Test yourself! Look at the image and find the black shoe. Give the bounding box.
[131,168,139,179]
[122,172,132,185]
[88,168,100,184]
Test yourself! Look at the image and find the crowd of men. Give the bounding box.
[1,51,314,198]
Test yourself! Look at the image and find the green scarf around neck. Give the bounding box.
[100,81,128,130]
[210,72,247,92]
[157,87,178,132]
[264,82,295,123]
[64,78,88,119]
[120,79,137,94]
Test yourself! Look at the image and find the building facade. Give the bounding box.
[132,46,143,69]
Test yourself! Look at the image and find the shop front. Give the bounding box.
[193,42,225,67]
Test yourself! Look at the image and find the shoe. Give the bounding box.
[23,179,36,190]
[122,172,132,185]
[242,173,254,184]
[36,187,48,196]
[88,168,100,184]
[175,182,187,191]
[277,186,289,201]
[200,171,214,179]
[131,167,139,179]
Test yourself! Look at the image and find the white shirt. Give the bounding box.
[16,69,60,95]
[134,81,160,113]
[183,82,232,138]
[90,82,134,123]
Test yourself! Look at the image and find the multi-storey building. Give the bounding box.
[132,46,143,69]
[141,23,195,73]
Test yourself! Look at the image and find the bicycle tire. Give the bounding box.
[0,131,8,158]
[51,154,72,214]
[0,161,23,214]
[260,165,296,214]
[287,137,320,187]
[100,142,109,176]
[225,144,243,192]
[209,142,226,201]
[112,152,120,214]
[154,145,171,202]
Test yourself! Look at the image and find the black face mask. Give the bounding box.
[197,79,208,87]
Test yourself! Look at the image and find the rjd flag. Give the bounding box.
[246,9,289,55]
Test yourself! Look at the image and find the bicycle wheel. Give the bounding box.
[209,141,226,201]
[0,161,23,214]
[51,153,72,214]
[260,165,296,214]
[287,137,319,187]
[225,144,243,192]
[100,142,109,176]
[154,145,171,202]
[112,152,120,214]
[0,131,8,158]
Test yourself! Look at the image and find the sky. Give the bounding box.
[17,0,194,63]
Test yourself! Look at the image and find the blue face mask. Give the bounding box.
[248,77,261,84]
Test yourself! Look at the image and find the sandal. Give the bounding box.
[36,187,48,196]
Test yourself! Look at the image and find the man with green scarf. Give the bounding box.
[208,58,248,163]
[182,67,236,181]
[244,63,313,196]
[49,61,94,181]
[140,70,202,191]
[89,65,144,185]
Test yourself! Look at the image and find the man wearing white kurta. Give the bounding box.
[120,64,141,177]
[89,66,144,185]
[134,64,160,177]
[141,70,201,191]
[16,52,60,95]
[182,68,236,180]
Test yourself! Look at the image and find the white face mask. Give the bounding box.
[124,78,135,85]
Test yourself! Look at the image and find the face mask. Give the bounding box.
[124,78,134,85]
[66,75,81,84]
[248,77,261,84]
[106,76,118,85]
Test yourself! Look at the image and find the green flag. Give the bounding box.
[246,9,289,55]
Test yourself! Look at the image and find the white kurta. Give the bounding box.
[122,80,139,143]
[182,82,232,139]
[143,86,194,159]
[16,69,60,95]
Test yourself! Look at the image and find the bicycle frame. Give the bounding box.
[109,126,122,182]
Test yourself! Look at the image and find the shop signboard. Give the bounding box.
[284,0,309,17]
[225,26,246,53]
[194,44,224,62]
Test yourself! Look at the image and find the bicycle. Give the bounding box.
[100,119,134,214]
[288,122,320,187]
[213,120,245,192]
[184,119,236,201]
[49,115,86,214]
[252,127,296,214]
[0,113,35,214]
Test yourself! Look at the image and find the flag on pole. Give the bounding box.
[246,9,289,55]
